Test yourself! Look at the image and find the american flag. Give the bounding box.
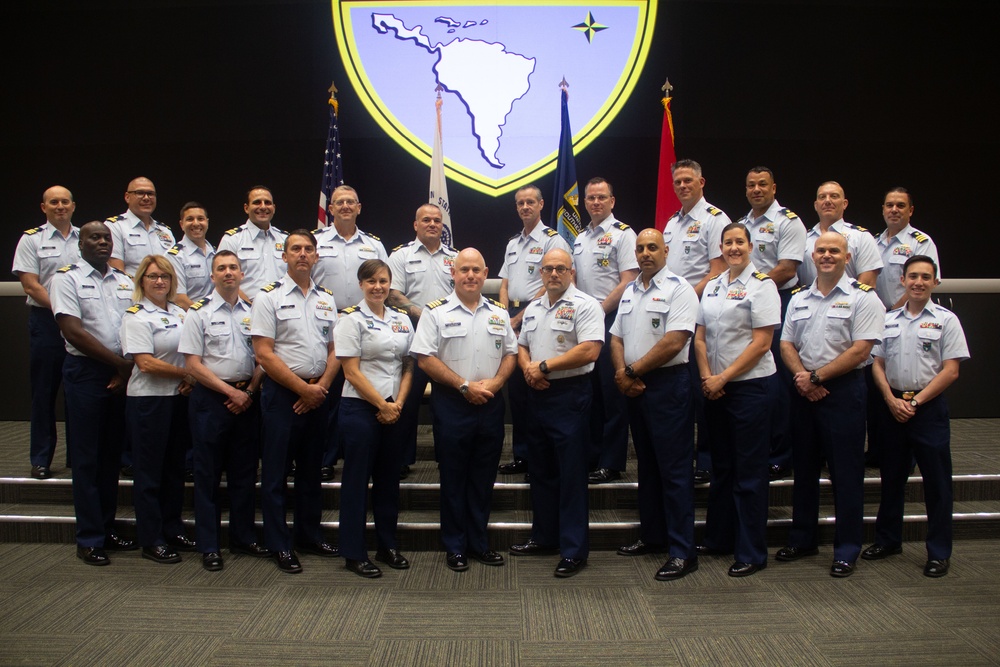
[318,83,344,228]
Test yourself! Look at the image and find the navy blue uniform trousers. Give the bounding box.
[259,377,329,552]
[787,369,866,562]
[337,397,406,560]
[189,384,260,552]
[526,374,592,560]
[589,311,629,472]
[504,304,530,462]
[129,394,189,547]
[875,391,953,560]
[703,376,772,565]
[29,306,67,468]
[321,371,345,467]
[768,286,796,470]
[63,355,124,548]
[398,364,433,465]
[627,365,695,559]
[431,385,505,555]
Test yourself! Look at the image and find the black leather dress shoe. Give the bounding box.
[728,561,766,577]
[497,458,527,474]
[142,545,182,564]
[695,544,730,556]
[320,466,335,481]
[346,559,382,578]
[655,556,699,581]
[446,553,469,571]
[77,546,110,566]
[768,464,790,480]
[275,551,302,573]
[509,539,559,556]
[202,552,224,571]
[588,468,621,484]
[399,465,411,480]
[861,543,903,560]
[166,534,197,551]
[375,548,410,569]
[693,469,711,484]
[31,465,53,480]
[617,539,666,556]
[470,550,505,566]
[230,542,273,558]
[554,558,587,578]
[775,545,819,562]
[924,558,950,578]
[830,560,855,577]
[105,534,138,551]
[296,541,339,557]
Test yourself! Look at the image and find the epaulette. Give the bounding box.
[23,226,45,235]
[125,304,141,314]
[911,230,930,243]
[111,267,130,277]
[706,206,723,216]
[389,305,409,315]
[167,243,182,255]
[426,297,449,309]
[444,244,458,253]
[362,230,381,242]
[57,264,75,273]
[544,227,560,238]
[852,280,874,292]
[613,221,631,231]
[104,215,123,224]
[790,285,804,295]
[260,281,280,293]
[735,215,749,225]
[487,297,507,311]
[508,231,520,241]
[707,273,722,282]
[340,305,360,315]
[224,227,241,236]
[392,242,411,252]
[189,297,209,311]
[317,285,334,295]
[778,208,798,220]
[852,224,871,234]
[311,228,324,235]
[753,271,771,281]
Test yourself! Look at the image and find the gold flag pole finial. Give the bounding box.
[559,76,569,92]
[328,81,339,114]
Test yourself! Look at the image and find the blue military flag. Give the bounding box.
[550,81,583,245]
[318,84,345,228]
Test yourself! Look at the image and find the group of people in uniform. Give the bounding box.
[12,164,968,580]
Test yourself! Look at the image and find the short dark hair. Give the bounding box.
[747,166,774,181]
[285,229,317,248]
[671,159,702,176]
[585,177,613,196]
[515,184,543,201]
[903,254,937,278]
[721,221,751,244]
[883,186,913,207]
[245,185,273,204]
[212,249,240,270]
[179,201,206,218]
[357,258,391,282]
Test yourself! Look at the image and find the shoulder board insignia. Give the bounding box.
[56,264,76,273]
[790,286,804,295]
[104,215,123,223]
[392,242,409,252]
[852,225,871,234]
[389,305,409,315]
[444,244,458,253]
[911,230,929,243]
[340,305,360,315]
[427,298,449,309]
[852,280,874,292]
[613,221,631,231]
[778,208,798,219]
[735,215,749,225]
[753,271,771,281]
[363,230,381,242]
[111,268,130,278]
[261,281,280,293]
[189,297,209,311]
[23,226,45,235]
[224,227,240,236]
[125,304,141,314]
[706,206,722,216]
[318,285,334,295]
[508,231,520,241]
[167,243,182,255]
[487,297,507,310]
[707,273,722,282]
[544,227,560,237]
[311,228,324,235]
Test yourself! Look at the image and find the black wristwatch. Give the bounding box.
[539,360,551,375]
[809,370,822,386]
[624,364,637,379]
[459,382,469,395]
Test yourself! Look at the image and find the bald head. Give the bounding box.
[812,230,850,281]
[635,228,667,280]
[40,185,75,226]
[124,176,157,219]
[452,247,487,304]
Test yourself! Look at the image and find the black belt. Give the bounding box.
[223,379,251,390]
[644,364,687,378]
[891,388,923,400]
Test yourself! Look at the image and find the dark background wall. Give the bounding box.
[2,0,997,418]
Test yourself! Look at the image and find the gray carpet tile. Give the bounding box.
[207,639,373,666]
[644,588,808,638]
[889,581,1000,628]
[811,630,997,667]
[394,552,518,591]
[519,640,682,666]
[368,639,519,667]
[377,591,521,640]
[954,626,1000,665]
[0,633,89,667]
[521,586,660,641]
[236,586,391,642]
[670,634,833,667]
[57,631,224,667]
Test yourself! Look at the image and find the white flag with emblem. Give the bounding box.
[429,88,454,247]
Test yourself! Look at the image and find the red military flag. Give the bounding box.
[654,79,681,232]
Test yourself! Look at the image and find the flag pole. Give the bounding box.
[430,83,454,247]
[654,77,681,232]
[551,77,583,245]
[318,81,344,228]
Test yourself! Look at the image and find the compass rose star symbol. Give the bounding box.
[572,11,609,43]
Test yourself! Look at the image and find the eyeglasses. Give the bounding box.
[127,190,157,199]
[332,198,358,206]
[584,194,610,202]
[143,273,171,283]
[540,265,571,275]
